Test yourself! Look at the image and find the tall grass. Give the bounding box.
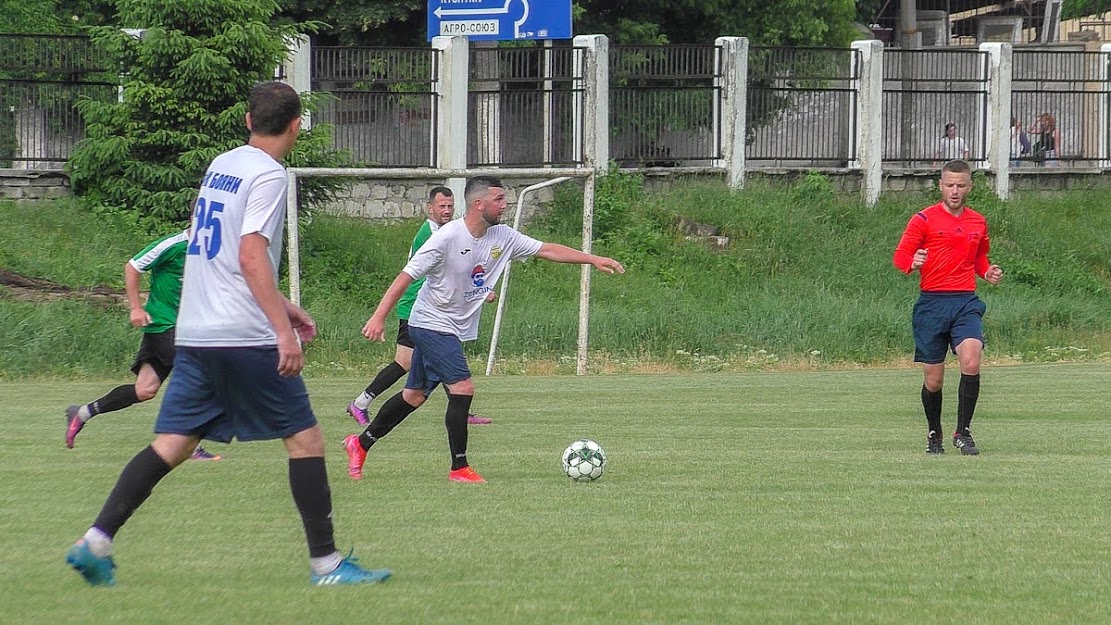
[2,174,1111,378]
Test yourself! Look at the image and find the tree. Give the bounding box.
[274,0,424,45]
[573,0,859,46]
[1062,0,1111,19]
[271,0,862,47]
[67,0,344,225]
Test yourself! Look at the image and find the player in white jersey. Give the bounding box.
[343,176,625,483]
[66,81,390,588]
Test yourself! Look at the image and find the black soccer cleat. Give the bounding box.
[953,430,980,455]
[926,430,945,454]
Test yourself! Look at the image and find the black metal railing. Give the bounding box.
[0,34,116,166]
[882,49,990,166]
[1012,48,1108,167]
[609,44,721,166]
[467,44,583,168]
[310,46,439,167]
[746,46,859,168]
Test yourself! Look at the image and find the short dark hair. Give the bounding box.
[941,159,971,175]
[428,186,453,202]
[248,81,301,136]
[465,176,504,206]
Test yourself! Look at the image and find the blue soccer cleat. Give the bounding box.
[310,551,391,586]
[66,540,116,587]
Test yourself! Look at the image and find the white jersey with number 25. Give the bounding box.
[176,145,288,347]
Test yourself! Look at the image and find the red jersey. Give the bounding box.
[893,202,991,292]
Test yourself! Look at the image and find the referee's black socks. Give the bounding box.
[921,385,943,434]
[957,373,981,434]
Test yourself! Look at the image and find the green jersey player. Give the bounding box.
[64,228,221,460]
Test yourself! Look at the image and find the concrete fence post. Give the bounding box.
[715,36,748,190]
[852,39,884,207]
[981,42,1012,200]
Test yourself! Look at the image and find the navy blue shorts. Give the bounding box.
[912,292,986,364]
[155,346,317,443]
[406,326,471,395]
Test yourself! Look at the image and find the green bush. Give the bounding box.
[67,0,344,230]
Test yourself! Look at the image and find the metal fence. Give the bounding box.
[0,34,115,167]
[1012,48,1109,166]
[609,45,721,166]
[746,47,859,168]
[468,44,583,167]
[310,47,439,167]
[882,49,990,166]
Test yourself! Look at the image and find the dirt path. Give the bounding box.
[0,269,127,305]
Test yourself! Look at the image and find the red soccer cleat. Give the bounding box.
[449,466,486,483]
[343,434,366,480]
[466,413,492,425]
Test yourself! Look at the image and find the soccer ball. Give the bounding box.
[561,439,607,482]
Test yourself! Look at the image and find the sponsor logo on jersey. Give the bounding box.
[471,264,486,287]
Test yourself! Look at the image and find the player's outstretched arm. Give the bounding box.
[363,272,414,341]
[535,243,625,274]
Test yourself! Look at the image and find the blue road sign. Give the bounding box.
[427,0,572,41]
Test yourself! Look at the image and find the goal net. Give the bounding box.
[285,167,598,375]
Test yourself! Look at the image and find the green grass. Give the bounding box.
[5,364,1111,624]
[4,177,1111,378]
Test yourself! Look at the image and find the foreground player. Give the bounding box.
[65,81,390,587]
[64,227,221,461]
[346,186,492,426]
[344,176,624,482]
[893,159,1004,455]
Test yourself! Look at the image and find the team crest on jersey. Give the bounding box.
[491,245,503,260]
[471,264,486,287]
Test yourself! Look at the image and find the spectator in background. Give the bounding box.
[1028,113,1060,168]
[934,122,971,164]
[1010,116,1029,167]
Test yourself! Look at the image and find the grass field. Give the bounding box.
[4,363,1111,624]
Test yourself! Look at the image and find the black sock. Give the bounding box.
[89,385,141,418]
[92,445,173,538]
[360,392,420,450]
[957,374,981,434]
[289,457,337,559]
[365,361,407,398]
[445,393,473,471]
[922,385,943,434]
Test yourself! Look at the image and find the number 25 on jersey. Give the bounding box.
[188,197,224,260]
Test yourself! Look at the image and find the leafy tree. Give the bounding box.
[573,0,859,46]
[272,0,862,47]
[67,0,344,226]
[0,2,63,33]
[274,0,424,45]
[1062,0,1111,19]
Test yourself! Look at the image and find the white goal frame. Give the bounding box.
[285,167,598,375]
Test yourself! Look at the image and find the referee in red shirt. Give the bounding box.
[893,160,1004,455]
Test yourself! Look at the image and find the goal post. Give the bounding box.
[285,167,597,375]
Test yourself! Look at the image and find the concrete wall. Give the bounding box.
[0,170,71,200]
[319,178,559,222]
[8,168,1111,215]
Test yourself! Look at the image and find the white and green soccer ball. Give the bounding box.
[561,439,607,482]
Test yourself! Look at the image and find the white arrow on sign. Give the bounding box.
[435,0,531,38]
[434,0,512,18]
